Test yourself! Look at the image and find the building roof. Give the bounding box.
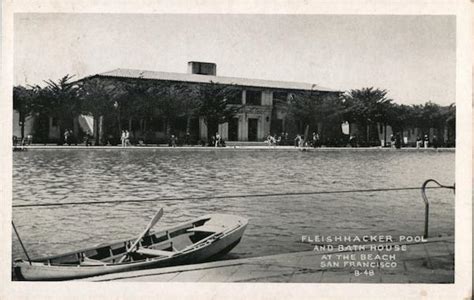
[93,68,341,93]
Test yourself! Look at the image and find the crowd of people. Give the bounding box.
[264,131,443,149]
[265,132,291,146]
[415,134,439,149]
[39,129,443,149]
[266,131,322,148]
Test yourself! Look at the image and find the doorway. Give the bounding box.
[248,118,258,141]
[228,118,239,141]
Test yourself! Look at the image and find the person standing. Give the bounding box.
[349,135,357,148]
[424,134,429,149]
[395,133,402,149]
[64,129,69,146]
[26,134,33,145]
[185,131,190,145]
[125,130,131,146]
[416,136,422,149]
[170,134,177,147]
[297,134,305,148]
[215,132,221,147]
[120,130,126,147]
[294,134,301,147]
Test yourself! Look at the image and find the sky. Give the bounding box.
[14,13,456,105]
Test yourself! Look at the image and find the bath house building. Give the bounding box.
[79,61,341,144]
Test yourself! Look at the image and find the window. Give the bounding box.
[246,90,262,106]
[273,91,288,103]
[199,64,214,75]
[226,90,243,105]
[191,62,216,75]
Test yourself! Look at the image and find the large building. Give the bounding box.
[82,61,341,143]
[13,62,454,146]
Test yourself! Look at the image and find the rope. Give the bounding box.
[12,221,32,265]
[12,185,454,209]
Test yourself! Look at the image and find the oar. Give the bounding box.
[119,208,163,263]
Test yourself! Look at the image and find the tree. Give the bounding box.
[288,90,345,144]
[119,80,156,136]
[421,101,445,133]
[13,85,37,140]
[37,75,80,143]
[343,87,392,144]
[386,104,410,133]
[79,77,125,145]
[153,83,191,136]
[130,81,164,139]
[190,82,241,142]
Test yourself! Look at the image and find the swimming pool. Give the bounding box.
[12,148,455,260]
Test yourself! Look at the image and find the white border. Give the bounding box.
[1,1,471,299]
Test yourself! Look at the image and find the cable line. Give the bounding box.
[12,185,454,209]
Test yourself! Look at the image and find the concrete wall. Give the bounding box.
[262,90,273,106]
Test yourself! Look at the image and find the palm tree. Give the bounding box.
[421,101,444,132]
[119,80,156,137]
[39,75,80,143]
[79,77,125,145]
[343,87,392,144]
[190,82,241,143]
[153,83,190,136]
[117,80,199,143]
[289,90,345,144]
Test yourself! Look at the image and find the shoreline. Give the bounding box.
[13,145,456,152]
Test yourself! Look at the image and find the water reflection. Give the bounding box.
[13,149,455,259]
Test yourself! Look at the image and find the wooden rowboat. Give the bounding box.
[13,213,248,281]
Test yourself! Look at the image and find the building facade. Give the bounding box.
[82,61,341,143]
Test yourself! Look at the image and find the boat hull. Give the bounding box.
[14,214,247,281]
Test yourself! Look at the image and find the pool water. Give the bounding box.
[12,149,455,260]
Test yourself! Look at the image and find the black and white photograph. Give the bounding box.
[1,1,472,299]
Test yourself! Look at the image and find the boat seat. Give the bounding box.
[135,248,175,257]
[81,257,107,266]
[171,234,194,251]
[187,224,224,233]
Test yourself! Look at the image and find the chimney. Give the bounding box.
[187,61,216,76]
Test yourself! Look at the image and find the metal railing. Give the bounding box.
[421,179,455,238]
